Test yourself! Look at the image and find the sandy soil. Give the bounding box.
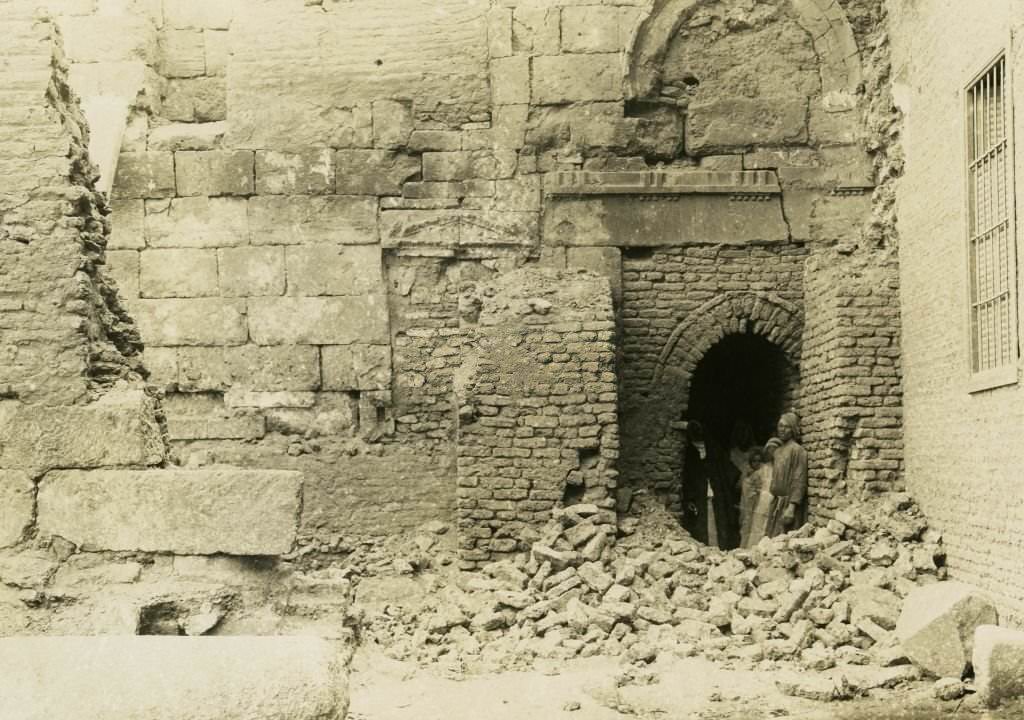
[346,645,980,720]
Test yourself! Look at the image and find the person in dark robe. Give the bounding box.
[681,421,710,545]
[765,412,809,537]
[707,436,741,550]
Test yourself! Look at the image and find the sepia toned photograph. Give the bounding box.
[1,0,1022,717]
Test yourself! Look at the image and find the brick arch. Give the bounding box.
[651,292,802,406]
[625,0,863,102]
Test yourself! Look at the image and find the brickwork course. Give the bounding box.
[2,0,1023,651]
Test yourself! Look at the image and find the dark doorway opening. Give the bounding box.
[688,333,796,451]
[682,333,797,549]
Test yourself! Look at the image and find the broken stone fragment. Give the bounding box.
[896,582,998,678]
[577,562,614,594]
[564,522,598,548]
[933,677,967,701]
[531,545,578,572]
[580,530,609,562]
[842,585,902,630]
[776,674,859,702]
[973,625,1024,708]
[470,609,507,632]
[494,590,532,610]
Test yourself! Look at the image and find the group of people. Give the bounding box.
[681,412,807,550]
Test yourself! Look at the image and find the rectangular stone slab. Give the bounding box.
[0,636,348,720]
[37,469,302,555]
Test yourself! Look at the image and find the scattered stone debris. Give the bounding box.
[355,492,950,684]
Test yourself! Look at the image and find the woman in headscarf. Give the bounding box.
[765,412,808,538]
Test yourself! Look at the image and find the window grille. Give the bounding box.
[967,55,1018,378]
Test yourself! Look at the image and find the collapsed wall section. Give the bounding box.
[455,268,618,569]
[0,4,143,406]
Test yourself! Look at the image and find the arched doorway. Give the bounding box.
[688,333,797,451]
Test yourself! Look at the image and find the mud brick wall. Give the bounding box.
[616,244,806,505]
[455,269,618,568]
[387,256,462,443]
[890,0,1024,623]
[799,246,903,520]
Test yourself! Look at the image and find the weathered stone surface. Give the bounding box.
[491,55,530,105]
[372,100,414,149]
[686,98,808,153]
[140,248,218,298]
[218,246,286,297]
[0,472,33,548]
[223,346,321,391]
[842,585,902,631]
[0,392,164,473]
[381,209,539,252]
[112,152,175,199]
[227,1,488,149]
[335,150,421,195]
[896,582,999,678]
[132,298,247,346]
[321,345,391,391]
[145,197,248,248]
[248,196,378,245]
[147,121,226,151]
[108,199,145,249]
[162,77,226,123]
[37,468,302,555]
[255,150,335,195]
[285,245,383,296]
[560,6,636,54]
[0,636,349,720]
[248,296,389,345]
[544,195,789,246]
[175,150,254,196]
[159,28,206,78]
[105,249,140,299]
[974,625,1024,708]
[532,54,622,104]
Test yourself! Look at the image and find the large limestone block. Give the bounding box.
[0,636,349,720]
[131,298,248,346]
[896,582,999,678]
[0,391,164,473]
[686,97,809,153]
[37,468,302,555]
[248,296,389,345]
[0,471,33,547]
[974,625,1024,708]
[227,0,489,149]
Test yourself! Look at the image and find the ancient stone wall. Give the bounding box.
[15,0,910,557]
[455,268,619,568]
[0,6,356,640]
[890,0,1024,623]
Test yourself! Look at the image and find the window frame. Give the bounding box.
[963,49,1020,394]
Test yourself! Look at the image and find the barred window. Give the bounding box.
[967,55,1018,383]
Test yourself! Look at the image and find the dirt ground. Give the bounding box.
[348,645,1024,720]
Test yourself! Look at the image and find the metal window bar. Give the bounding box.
[968,56,1015,373]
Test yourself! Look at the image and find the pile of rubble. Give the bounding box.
[356,491,951,680]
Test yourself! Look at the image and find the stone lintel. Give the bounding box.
[544,170,782,197]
